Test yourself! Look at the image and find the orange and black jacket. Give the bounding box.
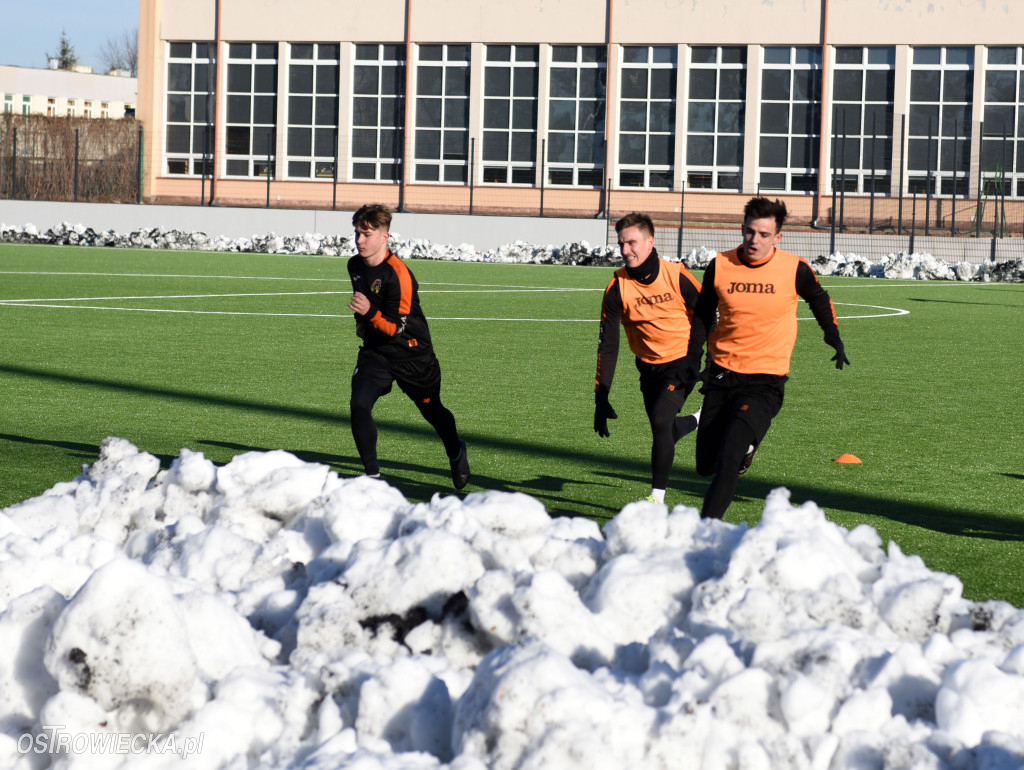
[347,252,433,360]
[595,252,706,391]
[695,246,840,377]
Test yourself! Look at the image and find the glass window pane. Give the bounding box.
[487,45,511,62]
[718,70,743,101]
[648,134,672,165]
[166,124,190,153]
[483,100,509,129]
[228,63,251,92]
[288,127,311,155]
[380,129,401,157]
[760,136,788,167]
[833,70,862,102]
[226,125,250,155]
[985,71,1016,103]
[315,96,337,125]
[445,68,469,97]
[420,45,443,61]
[227,95,250,123]
[716,135,742,166]
[620,101,647,132]
[619,133,645,164]
[513,68,538,97]
[762,69,790,100]
[253,95,275,123]
[549,100,576,131]
[550,68,577,98]
[516,46,538,62]
[832,103,859,134]
[793,70,820,101]
[168,63,192,91]
[351,97,375,126]
[444,99,468,128]
[511,100,536,129]
[910,70,940,102]
[913,47,941,65]
[352,129,378,158]
[293,45,315,61]
[485,68,511,96]
[511,133,535,161]
[760,103,789,134]
[909,104,939,136]
[417,67,442,96]
[649,102,674,133]
[169,42,192,59]
[835,47,862,65]
[650,69,675,99]
[691,47,716,64]
[867,47,895,65]
[945,47,972,66]
[622,46,646,64]
[988,47,1017,65]
[790,135,818,167]
[686,135,714,165]
[167,93,189,122]
[621,69,648,99]
[416,98,442,127]
[548,133,574,163]
[764,47,790,65]
[415,130,440,159]
[942,104,971,136]
[579,69,605,99]
[314,128,335,156]
[355,44,377,61]
[983,105,1014,135]
[290,65,313,93]
[353,66,379,95]
[689,70,716,100]
[229,43,251,59]
[482,131,508,161]
[865,71,894,102]
[717,102,742,133]
[317,66,337,95]
[688,102,715,133]
[443,130,467,159]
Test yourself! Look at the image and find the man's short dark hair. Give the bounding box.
[743,197,788,232]
[615,212,655,237]
[352,203,392,232]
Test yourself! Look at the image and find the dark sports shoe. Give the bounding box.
[738,444,756,475]
[450,440,470,490]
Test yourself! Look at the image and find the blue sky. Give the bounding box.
[2,0,140,70]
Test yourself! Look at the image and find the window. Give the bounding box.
[84,100,93,118]
[352,43,406,183]
[618,46,675,189]
[286,43,339,180]
[981,46,1024,198]
[47,98,56,117]
[22,96,31,115]
[165,41,216,176]
[831,46,895,194]
[548,45,606,187]
[67,99,76,117]
[225,42,278,177]
[907,46,973,196]
[101,101,110,118]
[3,95,11,114]
[414,43,469,183]
[758,46,821,192]
[482,44,538,185]
[686,45,745,190]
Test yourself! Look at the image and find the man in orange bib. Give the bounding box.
[693,197,849,519]
[594,212,706,504]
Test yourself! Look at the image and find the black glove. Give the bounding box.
[594,387,617,438]
[828,340,850,370]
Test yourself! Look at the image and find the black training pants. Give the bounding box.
[695,370,784,519]
[637,358,693,490]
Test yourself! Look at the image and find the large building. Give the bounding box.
[1,65,137,119]
[137,0,1024,226]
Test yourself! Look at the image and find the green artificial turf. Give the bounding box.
[1,243,1022,606]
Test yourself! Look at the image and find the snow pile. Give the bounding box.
[1,437,1023,768]
[3,220,1024,280]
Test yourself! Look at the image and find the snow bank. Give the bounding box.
[3,221,1024,280]
[1,437,1022,768]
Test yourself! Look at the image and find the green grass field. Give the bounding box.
[2,243,1022,606]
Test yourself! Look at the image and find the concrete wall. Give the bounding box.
[0,200,610,251]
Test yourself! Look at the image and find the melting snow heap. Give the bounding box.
[3,221,1024,281]
[1,438,1023,769]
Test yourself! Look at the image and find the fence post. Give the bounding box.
[12,126,17,200]
[925,116,933,237]
[676,184,685,260]
[605,176,611,228]
[897,114,905,235]
[868,113,876,235]
[137,127,144,204]
[829,117,837,255]
[1000,126,1008,238]
[951,121,959,236]
[539,139,546,217]
[839,111,846,232]
[266,133,272,208]
[74,128,80,202]
[910,190,917,254]
[469,137,475,215]
[332,127,338,211]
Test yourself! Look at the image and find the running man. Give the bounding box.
[594,212,706,503]
[347,203,470,489]
[694,196,849,519]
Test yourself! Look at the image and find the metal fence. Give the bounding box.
[0,114,142,204]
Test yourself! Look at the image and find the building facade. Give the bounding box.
[0,65,137,120]
[137,0,1024,226]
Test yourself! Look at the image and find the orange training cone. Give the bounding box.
[835,453,862,464]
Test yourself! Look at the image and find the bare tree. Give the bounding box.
[47,29,79,70]
[99,27,138,77]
